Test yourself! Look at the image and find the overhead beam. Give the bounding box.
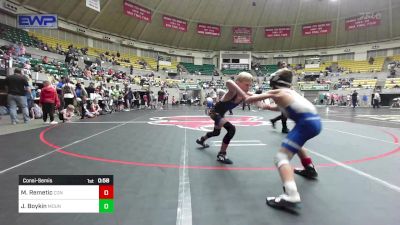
[88,0,112,28]
[137,0,164,41]
[177,0,203,48]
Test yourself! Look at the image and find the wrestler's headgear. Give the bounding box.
[269,68,293,89]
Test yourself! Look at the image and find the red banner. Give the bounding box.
[163,15,187,32]
[345,13,381,30]
[302,22,331,36]
[264,27,291,38]
[197,23,220,37]
[232,27,252,44]
[123,1,151,22]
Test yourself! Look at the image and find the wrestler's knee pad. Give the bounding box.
[222,122,236,144]
[274,152,290,168]
[206,128,221,138]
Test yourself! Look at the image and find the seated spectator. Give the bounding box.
[34,64,44,73]
[82,102,95,118]
[30,103,43,119]
[90,100,102,116]
[172,96,178,105]
[19,43,26,56]
[56,43,63,54]
[59,105,75,122]
[42,56,49,64]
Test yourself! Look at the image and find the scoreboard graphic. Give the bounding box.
[18,175,114,213]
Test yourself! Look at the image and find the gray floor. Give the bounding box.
[1,106,399,225]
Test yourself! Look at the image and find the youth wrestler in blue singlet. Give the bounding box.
[246,68,322,209]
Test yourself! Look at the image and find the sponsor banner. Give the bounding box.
[197,23,220,37]
[17,14,58,29]
[233,27,252,34]
[265,26,291,38]
[159,61,172,66]
[345,13,381,30]
[86,0,100,12]
[178,84,200,90]
[299,84,330,91]
[123,0,151,22]
[302,22,331,36]
[305,64,320,69]
[233,35,252,44]
[162,15,187,32]
[232,27,252,44]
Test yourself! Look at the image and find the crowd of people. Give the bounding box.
[0,67,172,124]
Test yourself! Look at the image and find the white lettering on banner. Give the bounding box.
[86,0,100,12]
[345,12,381,30]
[123,0,152,22]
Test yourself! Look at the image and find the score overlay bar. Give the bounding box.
[18,175,113,213]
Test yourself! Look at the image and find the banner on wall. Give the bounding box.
[232,27,252,44]
[197,23,220,37]
[163,15,187,32]
[17,14,58,29]
[86,0,100,12]
[345,12,381,30]
[264,26,291,38]
[299,83,330,91]
[302,22,331,36]
[123,0,151,22]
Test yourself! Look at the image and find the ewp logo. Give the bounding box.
[17,14,58,29]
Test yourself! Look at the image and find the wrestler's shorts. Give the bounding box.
[281,115,322,154]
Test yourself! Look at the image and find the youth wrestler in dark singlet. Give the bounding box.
[196,72,253,164]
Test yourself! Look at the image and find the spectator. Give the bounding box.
[19,43,26,56]
[351,90,358,108]
[369,56,375,65]
[30,103,43,119]
[362,94,368,107]
[90,100,102,116]
[42,56,49,64]
[75,83,88,119]
[62,78,76,108]
[372,91,381,108]
[5,68,31,124]
[40,80,60,124]
[60,105,75,122]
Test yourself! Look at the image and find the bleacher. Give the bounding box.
[384,78,400,89]
[260,64,278,74]
[29,58,69,77]
[159,61,179,71]
[338,57,384,73]
[180,62,215,75]
[28,31,161,72]
[302,61,332,73]
[0,23,37,47]
[351,79,377,88]
[221,69,247,75]
[390,55,400,61]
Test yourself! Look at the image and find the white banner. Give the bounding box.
[86,0,100,12]
[159,61,172,66]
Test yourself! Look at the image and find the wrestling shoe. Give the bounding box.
[217,152,233,164]
[294,165,318,179]
[196,139,209,148]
